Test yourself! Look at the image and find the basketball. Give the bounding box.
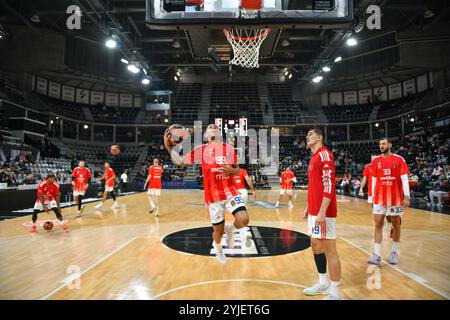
[110,145,120,155]
[43,221,53,231]
[166,124,189,146]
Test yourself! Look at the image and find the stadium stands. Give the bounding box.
[209,83,262,124]
[268,84,306,125]
[171,83,203,124]
[323,103,374,122]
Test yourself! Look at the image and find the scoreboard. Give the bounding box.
[214,117,248,136]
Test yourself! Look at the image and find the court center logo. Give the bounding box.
[162,226,310,258]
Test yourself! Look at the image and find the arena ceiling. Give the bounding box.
[0,0,449,87]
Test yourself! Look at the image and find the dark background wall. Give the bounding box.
[0,25,65,86]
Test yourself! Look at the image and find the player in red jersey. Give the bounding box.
[95,162,119,210]
[164,123,251,264]
[368,138,410,266]
[30,174,68,232]
[144,159,164,217]
[275,167,296,208]
[71,160,92,216]
[302,128,341,300]
[233,167,255,205]
[358,154,378,203]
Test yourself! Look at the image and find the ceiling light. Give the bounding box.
[334,56,342,62]
[284,71,289,76]
[346,37,358,46]
[176,71,181,77]
[120,58,129,64]
[174,76,178,81]
[105,38,117,49]
[312,76,323,83]
[281,39,290,47]
[322,66,331,72]
[424,8,434,18]
[127,64,140,74]
[288,74,293,79]
[142,78,150,85]
[30,14,40,23]
[83,125,89,129]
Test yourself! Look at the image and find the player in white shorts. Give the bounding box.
[276,167,296,208]
[164,123,252,265]
[368,138,410,266]
[232,167,255,205]
[30,174,68,232]
[302,128,341,300]
[144,159,164,216]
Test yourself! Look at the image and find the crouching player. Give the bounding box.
[30,174,68,232]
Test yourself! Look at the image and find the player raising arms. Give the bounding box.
[71,160,92,217]
[302,128,341,300]
[30,174,68,232]
[144,159,163,216]
[164,123,251,264]
[368,138,410,265]
[275,166,296,208]
[233,166,255,205]
[95,161,119,210]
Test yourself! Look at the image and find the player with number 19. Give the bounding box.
[302,128,341,300]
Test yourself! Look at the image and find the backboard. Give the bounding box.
[146,0,354,30]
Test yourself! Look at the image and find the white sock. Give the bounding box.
[275,201,279,206]
[318,273,329,286]
[374,243,381,256]
[213,241,222,253]
[59,220,66,225]
[329,281,340,298]
[391,242,399,253]
[150,201,155,208]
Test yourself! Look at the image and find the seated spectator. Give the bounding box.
[352,176,361,195]
[429,179,449,207]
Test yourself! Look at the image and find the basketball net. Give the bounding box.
[223,0,269,69]
[224,28,270,69]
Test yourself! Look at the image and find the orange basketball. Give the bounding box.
[166,124,189,146]
[43,221,53,231]
[110,145,120,155]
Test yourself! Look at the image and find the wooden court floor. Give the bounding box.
[0,189,449,300]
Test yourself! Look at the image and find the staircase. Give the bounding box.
[257,84,274,125]
[130,145,149,180]
[198,84,211,125]
[134,108,146,124]
[369,105,380,121]
[305,105,327,123]
[82,106,94,122]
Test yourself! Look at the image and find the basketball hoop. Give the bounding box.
[223,28,270,69]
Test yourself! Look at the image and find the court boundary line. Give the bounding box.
[340,236,450,300]
[150,279,308,300]
[40,237,137,300]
